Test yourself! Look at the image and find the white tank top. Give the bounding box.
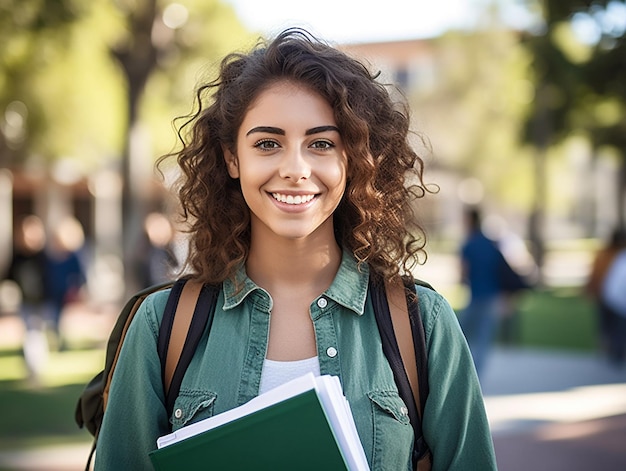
[258,356,321,394]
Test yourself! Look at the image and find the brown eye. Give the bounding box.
[254,139,280,150]
[310,140,334,150]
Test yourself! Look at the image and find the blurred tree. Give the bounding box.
[576,1,626,231]
[0,0,87,166]
[521,25,582,277]
[108,0,250,292]
[0,0,251,294]
[521,0,626,258]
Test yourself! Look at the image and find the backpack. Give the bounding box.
[602,250,626,317]
[75,276,432,470]
[496,248,532,294]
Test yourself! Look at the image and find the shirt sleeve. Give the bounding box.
[417,286,497,471]
[94,291,171,471]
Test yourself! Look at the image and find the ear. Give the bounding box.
[223,146,240,178]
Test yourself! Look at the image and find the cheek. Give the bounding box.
[325,162,348,204]
[240,163,271,191]
[329,160,348,191]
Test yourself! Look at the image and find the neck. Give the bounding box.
[246,234,343,295]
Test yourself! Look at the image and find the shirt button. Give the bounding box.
[317,297,328,308]
[326,346,338,358]
[401,406,409,416]
[174,408,183,419]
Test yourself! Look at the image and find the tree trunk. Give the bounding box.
[528,83,551,287]
[113,0,160,295]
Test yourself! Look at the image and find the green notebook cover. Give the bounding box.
[149,389,349,470]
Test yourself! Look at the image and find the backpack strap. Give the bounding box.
[161,280,203,392]
[81,280,219,471]
[101,281,174,413]
[401,278,432,422]
[370,275,431,470]
[81,281,174,471]
[157,279,220,419]
[389,277,432,471]
[386,278,421,416]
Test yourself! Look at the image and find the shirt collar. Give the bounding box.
[222,266,266,311]
[323,249,369,316]
[222,249,369,316]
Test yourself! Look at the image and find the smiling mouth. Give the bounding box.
[271,193,316,205]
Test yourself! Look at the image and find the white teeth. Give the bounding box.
[272,193,315,205]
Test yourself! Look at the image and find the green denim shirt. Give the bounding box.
[95,251,496,470]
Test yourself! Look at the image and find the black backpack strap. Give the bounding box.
[370,275,430,468]
[157,279,220,420]
[409,279,430,421]
[157,279,187,368]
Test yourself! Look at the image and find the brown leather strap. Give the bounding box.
[385,277,422,418]
[103,292,153,410]
[387,277,431,471]
[163,280,203,392]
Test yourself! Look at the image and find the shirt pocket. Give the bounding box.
[367,390,414,471]
[170,389,217,430]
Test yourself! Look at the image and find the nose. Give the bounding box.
[278,147,311,182]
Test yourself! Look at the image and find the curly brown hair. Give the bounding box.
[158,28,433,285]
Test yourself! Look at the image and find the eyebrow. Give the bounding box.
[305,125,340,136]
[245,125,340,137]
[246,126,284,136]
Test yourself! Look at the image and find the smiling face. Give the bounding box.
[224,81,347,245]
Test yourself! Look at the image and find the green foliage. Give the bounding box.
[0,0,252,170]
[0,0,90,165]
[0,0,84,38]
[28,1,127,164]
[139,0,254,157]
[518,0,626,232]
[523,0,626,156]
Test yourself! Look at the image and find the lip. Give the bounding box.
[267,191,318,212]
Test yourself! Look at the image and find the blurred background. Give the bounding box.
[0,0,625,469]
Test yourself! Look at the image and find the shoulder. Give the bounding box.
[129,287,174,337]
[142,287,172,314]
[414,283,462,343]
[415,283,450,318]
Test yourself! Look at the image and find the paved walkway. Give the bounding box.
[483,348,626,470]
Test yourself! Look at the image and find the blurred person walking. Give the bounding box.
[44,216,87,350]
[585,227,626,362]
[458,207,528,378]
[134,212,179,288]
[4,215,50,380]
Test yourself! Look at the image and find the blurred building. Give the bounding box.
[0,167,172,308]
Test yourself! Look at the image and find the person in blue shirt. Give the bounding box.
[44,216,87,349]
[96,28,496,470]
[459,206,505,378]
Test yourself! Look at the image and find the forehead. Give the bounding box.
[240,81,336,130]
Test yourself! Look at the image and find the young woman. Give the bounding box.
[95,29,496,470]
